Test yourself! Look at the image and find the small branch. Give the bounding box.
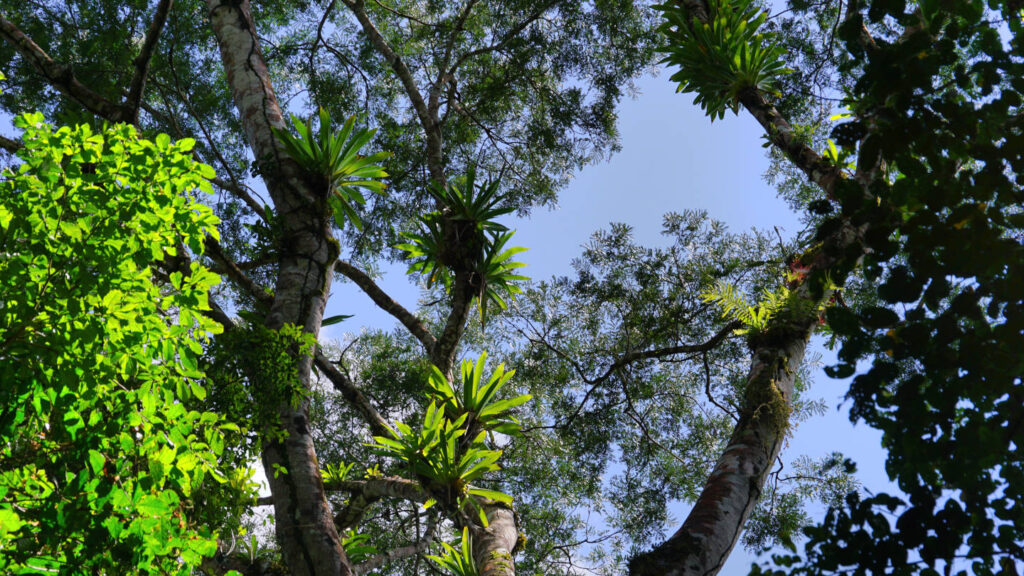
[334,259,437,354]
[313,351,391,439]
[371,0,434,28]
[0,13,132,122]
[124,0,174,123]
[447,0,558,76]
[703,352,739,420]
[204,237,274,306]
[621,371,692,469]
[343,0,444,182]
[353,513,439,575]
[0,134,21,153]
[429,0,479,118]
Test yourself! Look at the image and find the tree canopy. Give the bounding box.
[0,0,1021,576]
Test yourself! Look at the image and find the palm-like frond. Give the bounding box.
[426,352,532,435]
[274,108,390,230]
[701,280,791,332]
[396,170,528,322]
[427,528,478,576]
[655,0,791,120]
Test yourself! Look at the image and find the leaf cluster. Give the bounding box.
[274,108,390,230]
[368,353,529,511]
[397,169,528,320]
[656,0,791,119]
[427,527,479,576]
[753,1,1024,574]
[0,117,250,574]
[701,280,792,334]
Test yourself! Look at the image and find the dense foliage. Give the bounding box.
[0,115,248,573]
[0,0,1021,575]
[754,1,1024,574]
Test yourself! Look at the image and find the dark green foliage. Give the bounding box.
[751,1,1024,574]
[656,0,791,119]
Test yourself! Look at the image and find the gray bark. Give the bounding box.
[206,1,350,575]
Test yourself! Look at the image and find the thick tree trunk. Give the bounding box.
[206,2,350,575]
[473,505,519,576]
[630,319,814,576]
[630,215,867,576]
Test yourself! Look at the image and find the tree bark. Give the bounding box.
[630,318,814,576]
[205,1,350,575]
[472,505,519,576]
[630,224,868,576]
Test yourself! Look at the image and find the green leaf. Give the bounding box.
[321,314,354,327]
[88,450,105,475]
[137,495,172,517]
[466,487,513,504]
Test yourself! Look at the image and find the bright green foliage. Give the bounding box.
[396,169,528,320]
[427,527,478,576]
[370,403,500,493]
[0,116,246,573]
[426,352,532,436]
[701,280,792,334]
[427,168,516,232]
[655,0,790,119]
[341,530,378,564]
[369,352,527,506]
[274,108,390,231]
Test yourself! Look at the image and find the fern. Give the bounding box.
[701,280,790,333]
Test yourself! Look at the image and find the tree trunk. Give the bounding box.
[629,320,813,576]
[473,505,519,576]
[630,216,868,576]
[206,2,350,575]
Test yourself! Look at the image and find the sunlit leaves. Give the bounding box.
[368,352,527,507]
[0,117,246,574]
[426,352,532,436]
[701,280,792,333]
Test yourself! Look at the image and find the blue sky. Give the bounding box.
[325,71,898,573]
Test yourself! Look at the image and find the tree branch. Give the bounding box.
[313,351,391,439]
[123,0,174,123]
[329,477,427,531]
[353,513,438,576]
[0,12,132,122]
[447,0,558,76]
[0,134,21,153]
[431,268,475,375]
[204,237,274,306]
[519,319,741,433]
[429,0,479,119]
[616,320,741,366]
[342,0,445,182]
[327,478,428,503]
[333,259,437,354]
